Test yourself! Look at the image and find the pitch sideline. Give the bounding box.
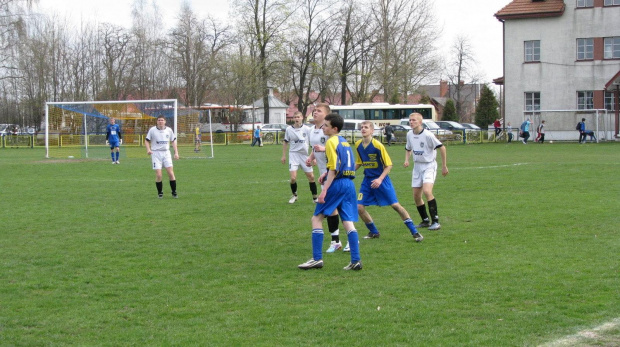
[539,317,620,346]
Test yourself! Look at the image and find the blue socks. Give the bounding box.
[404,218,419,235]
[312,229,324,260]
[365,222,380,235]
[347,230,360,263]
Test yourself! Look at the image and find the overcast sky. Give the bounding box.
[35,0,511,83]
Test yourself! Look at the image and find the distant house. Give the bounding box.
[247,88,289,124]
[495,0,619,140]
[415,80,484,122]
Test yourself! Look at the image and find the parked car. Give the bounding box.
[434,121,466,141]
[260,123,288,141]
[461,123,482,132]
[341,119,381,141]
[380,124,410,143]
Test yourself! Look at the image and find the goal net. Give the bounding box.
[45,99,214,159]
[522,109,613,142]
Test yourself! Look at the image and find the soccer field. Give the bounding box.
[1,142,619,346]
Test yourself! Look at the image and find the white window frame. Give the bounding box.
[604,0,620,5]
[604,37,620,59]
[577,38,594,60]
[577,0,593,7]
[577,91,594,110]
[524,40,541,62]
[525,92,541,111]
[605,92,616,111]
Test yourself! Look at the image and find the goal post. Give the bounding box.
[522,109,613,142]
[44,99,214,159]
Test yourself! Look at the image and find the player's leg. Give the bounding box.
[390,202,423,241]
[165,166,177,198]
[298,214,325,269]
[110,145,115,163]
[162,152,177,198]
[155,169,163,198]
[152,154,164,198]
[342,220,361,270]
[299,157,318,202]
[358,204,380,239]
[423,184,440,230]
[288,168,298,203]
[115,146,120,163]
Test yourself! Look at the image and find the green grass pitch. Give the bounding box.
[1,142,619,346]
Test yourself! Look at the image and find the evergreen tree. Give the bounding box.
[419,94,432,104]
[475,85,499,128]
[442,99,458,121]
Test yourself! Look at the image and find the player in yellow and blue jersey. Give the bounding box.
[355,121,423,242]
[105,117,122,164]
[298,113,362,271]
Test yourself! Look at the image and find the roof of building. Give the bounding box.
[495,0,565,21]
[252,94,289,109]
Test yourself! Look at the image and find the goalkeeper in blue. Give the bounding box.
[354,121,423,242]
[298,114,362,271]
[106,117,122,164]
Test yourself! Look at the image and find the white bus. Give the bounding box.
[330,103,437,128]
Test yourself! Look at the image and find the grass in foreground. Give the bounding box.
[0,142,619,346]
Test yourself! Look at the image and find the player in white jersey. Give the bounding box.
[403,112,448,231]
[145,115,179,199]
[281,111,318,204]
[305,103,343,253]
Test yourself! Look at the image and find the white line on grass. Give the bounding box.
[453,163,530,170]
[539,318,620,347]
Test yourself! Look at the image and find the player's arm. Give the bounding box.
[145,138,152,155]
[306,151,315,167]
[281,141,289,164]
[438,145,448,176]
[370,165,391,189]
[118,127,122,144]
[172,138,179,160]
[404,149,412,168]
[317,170,336,204]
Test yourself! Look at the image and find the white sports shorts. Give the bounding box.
[151,150,173,170]
[411,161,437,188]
[289,152,313,173]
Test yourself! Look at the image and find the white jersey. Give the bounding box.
[405,129,443,163]
[308,124,329,174]
[284,125,310,154]
[146,126,176,151]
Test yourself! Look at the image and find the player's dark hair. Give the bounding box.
[325,113,344,133]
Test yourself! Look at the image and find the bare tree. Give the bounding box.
[168,3,232,107]
[99,23,134,100]
[233,0,297,123]
[332,0,375,105]
[286,0,333,115]
[445,35,480,121]
[372,0,438,104]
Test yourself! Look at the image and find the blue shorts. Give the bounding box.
[314,178,358,222]
[109,140,120,149]
[358,175,399,207]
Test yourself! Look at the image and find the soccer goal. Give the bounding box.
[45,99,214,159]
[522,109,613,142]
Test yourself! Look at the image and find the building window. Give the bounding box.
[525,92,541,111]
[577,91,594,110]
[605,92,616,111]
[577,38,594,60]
[577,0,593,7]
[524,41,541,62]
[604,37,620,59]
[604,0,620,5]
